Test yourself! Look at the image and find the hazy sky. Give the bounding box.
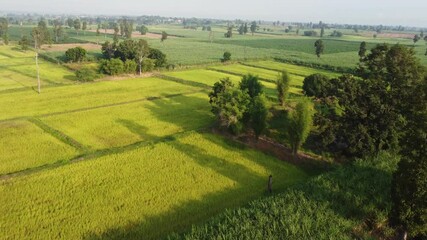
[1,0,426,27]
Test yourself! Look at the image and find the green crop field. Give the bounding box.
[0,131,308,239]
[0,46,76,91]
[0,120,78,175]
[42,92,213,150]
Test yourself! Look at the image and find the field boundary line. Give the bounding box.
[156,74,212,89]
[206,68,277,84]
[27,117,89,152]
[0,90,207,123]
[238,62,309,79]
[0,128,209,181]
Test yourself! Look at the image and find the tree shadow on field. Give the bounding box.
[82,94,393,239]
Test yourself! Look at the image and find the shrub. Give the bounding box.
[302,74,331,98]
[65,47,87,63]
[222,51,231,62]
[148,48,167,67]
[75,67,97,82]
[142,58,155,72]
[123,59,137,74]
[304,30,318,37]
[99,58,124,75]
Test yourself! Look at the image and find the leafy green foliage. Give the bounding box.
[358,41,367,59]
[251,95,269,140]
[239,74,263,99]
[18,35,29,51]
[148,48,167,67]
[287,99,313,155]
[314,39,324,58]
[99,58,124,75]
[65,47,87,63]
[141,58,155,72]
[221,51,231,62]
[137,25,148,35]
[123,59,137,74]
[302,73,330,98]
[161,31,168,42]
[75,67,97,82]
[277,70,290,106]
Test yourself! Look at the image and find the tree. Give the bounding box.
[221,51,231,62]
[67,18,74,28]
[37,20,51,45]
[302,74,330,98]
[115,39,137,61]
[18,35,29,51]
[82,21,87,35]
[238,24,244,35]
[210,85,250,134]
[243,23,248,34]
[239,74,263,99]
[224,26,233,38]
[320,27,325,37]
[413,34,420,44]
[101,41,116,59]
[358,41,367,59]
[65,47,87,62]
[96,24,101,36]
[250,21,257,35]
[287,100,313,155]
[102,22,108,39]
[148,48,167,67]
[141,58,155,72]
[251,94,269,140]
[277,70,290,106]
[0,18,9,45]
[314,39,324,58]
[161,31,168,42]
[52,19,63,43]
[138,25,148,35]
[73,19,81,35]
[123,59,137,74]
[209,78,234,106]
[31,27,44,94]
[420,30,424,38]
[123,19,133,39]
[135,39,149,75]
[113,23,120,43]
[391,76,427,239]
[99,58,124,75]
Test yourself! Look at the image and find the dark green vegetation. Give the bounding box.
[172,152,399,239]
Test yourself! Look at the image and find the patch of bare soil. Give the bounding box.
[41,43,101,52]
[211,128,333,171]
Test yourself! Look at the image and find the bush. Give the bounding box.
[75,67,97,82]
[99,58,124,75]
[142,58,155,72]
[123,59,137,74]
[302,74,331,98]
[304,30,318,37]
[148,48,167,67]
[65,47,87,63]
[222,51,231,62]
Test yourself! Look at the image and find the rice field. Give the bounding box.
[0,120,78,175]
[0,132,308,239]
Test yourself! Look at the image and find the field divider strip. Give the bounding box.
[238,62,309,79]
[27,117,89,152]
[0,89,207,123]
[0,128,210,181]
[155,74,212,89]
[206,68,277,84]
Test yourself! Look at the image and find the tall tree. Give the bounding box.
[73,19,81,35]
[52,19,63,43]
[67,18,74,28]
[251,94,269,140]
[413,34,420,44]
[161,31,168,42]
[250,21,257,35]
[287,100,313,155]
[31,27,47,94]
[320,26,325,37]
[0,17,9,45]
[358,41,367,59]
[314,39,324,58]
[277,70,290,106]
[18,35,29,51]
[243,23,248,34]
[82,21,87,35]
[135,39,149,75]
[391,76,427,240]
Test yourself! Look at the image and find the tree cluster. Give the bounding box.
[100,39,166,75]
[65,47,87,63]
[209,75,269,139]
[0,17,9,45]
